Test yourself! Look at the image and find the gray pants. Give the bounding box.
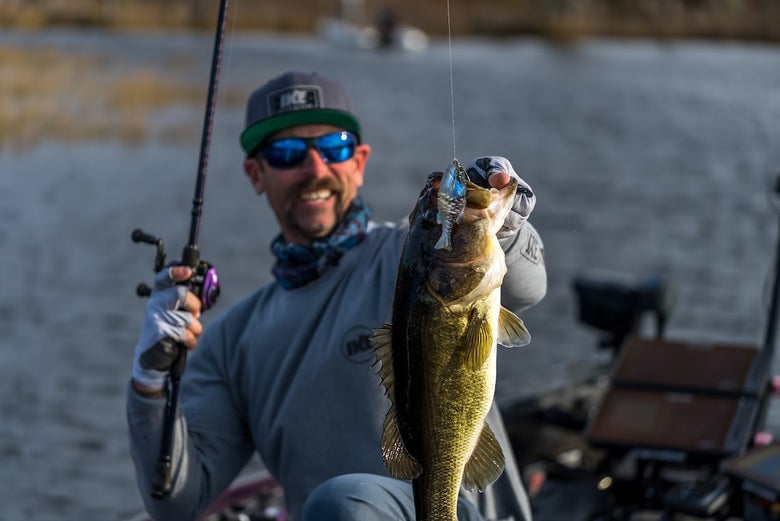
[301,473,484,520]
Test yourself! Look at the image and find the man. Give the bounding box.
[128,71,547,521]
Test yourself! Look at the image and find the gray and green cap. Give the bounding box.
[240,71,361,156]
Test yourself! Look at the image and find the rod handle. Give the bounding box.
[150,456,174,499]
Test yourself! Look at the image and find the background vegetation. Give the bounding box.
[1,0,779,42]
[0,45,248,150]
[2,0,778,150]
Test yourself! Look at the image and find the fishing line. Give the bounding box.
[446,0,457,160]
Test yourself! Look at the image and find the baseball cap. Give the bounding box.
[240,71,362,156]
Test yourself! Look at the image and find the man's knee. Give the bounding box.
[302,475,358,520]
[301,474,413,521]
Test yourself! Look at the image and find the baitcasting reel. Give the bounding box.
[131,228,220,312]
[131,228,220,372]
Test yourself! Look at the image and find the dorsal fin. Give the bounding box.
[380,407,422,479]
[371,325,395,397]
[371,325,422,479]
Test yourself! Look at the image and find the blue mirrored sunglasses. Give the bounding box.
[260,131,358,169]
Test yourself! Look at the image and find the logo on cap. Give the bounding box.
[269,85,322,116]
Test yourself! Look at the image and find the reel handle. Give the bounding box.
[131,228,160,245]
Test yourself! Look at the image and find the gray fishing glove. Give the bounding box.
[132,269,194,391]
[466,156,536,239]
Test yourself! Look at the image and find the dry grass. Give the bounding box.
[0,0,778,41]
[2,1,777,151]
[0,46,245,151]
[1,48,96,150]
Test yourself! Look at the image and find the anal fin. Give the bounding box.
[462,421,505,492]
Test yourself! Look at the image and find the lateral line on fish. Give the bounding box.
[436,256,492,269]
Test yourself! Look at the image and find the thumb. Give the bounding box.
[153,265,193,291]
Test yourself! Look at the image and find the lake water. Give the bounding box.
[1,27,780,520]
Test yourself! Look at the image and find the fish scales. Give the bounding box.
[373,162,531,520]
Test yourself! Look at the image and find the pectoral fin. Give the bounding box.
[380,407,422,479]
[462,421,505,492]
[497,307,531,347]
[464,308,494,370]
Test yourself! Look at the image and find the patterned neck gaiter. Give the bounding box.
[270,198,372,289]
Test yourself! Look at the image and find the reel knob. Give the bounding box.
[136,283,152,298]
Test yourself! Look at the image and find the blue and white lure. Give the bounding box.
[435,159,469,251]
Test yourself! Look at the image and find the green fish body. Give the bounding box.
[373,166,531,520]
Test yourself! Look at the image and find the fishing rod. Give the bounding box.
[762,173,780,355]
[131,0,229,499]
[749,172,780,435]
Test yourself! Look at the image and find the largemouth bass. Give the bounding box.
[373,162,531,520]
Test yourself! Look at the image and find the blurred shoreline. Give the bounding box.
[1,0,779,43]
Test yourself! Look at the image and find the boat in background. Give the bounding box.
[122,265,780,521]
[316,15,429,52]
[318,1,428,51]
[125,469,286,521]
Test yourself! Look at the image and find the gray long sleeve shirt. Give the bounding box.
[128,219,546,521]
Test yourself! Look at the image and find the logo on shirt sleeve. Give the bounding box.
[521,232,544,265]
[341,325,374,364]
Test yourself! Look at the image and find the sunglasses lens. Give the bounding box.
[261,132,357,169]
[318,132,356,163]
[262,139,308,169]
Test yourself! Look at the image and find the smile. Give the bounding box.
[300,190,333,201]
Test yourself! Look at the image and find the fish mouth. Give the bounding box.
[464,178,517,215]
[418,172,516,227]
[464,181,491,210]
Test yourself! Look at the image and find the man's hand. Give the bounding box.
[132,266,203,396]
[466,156,536,238]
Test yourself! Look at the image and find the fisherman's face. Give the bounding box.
[244,124,371,246]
